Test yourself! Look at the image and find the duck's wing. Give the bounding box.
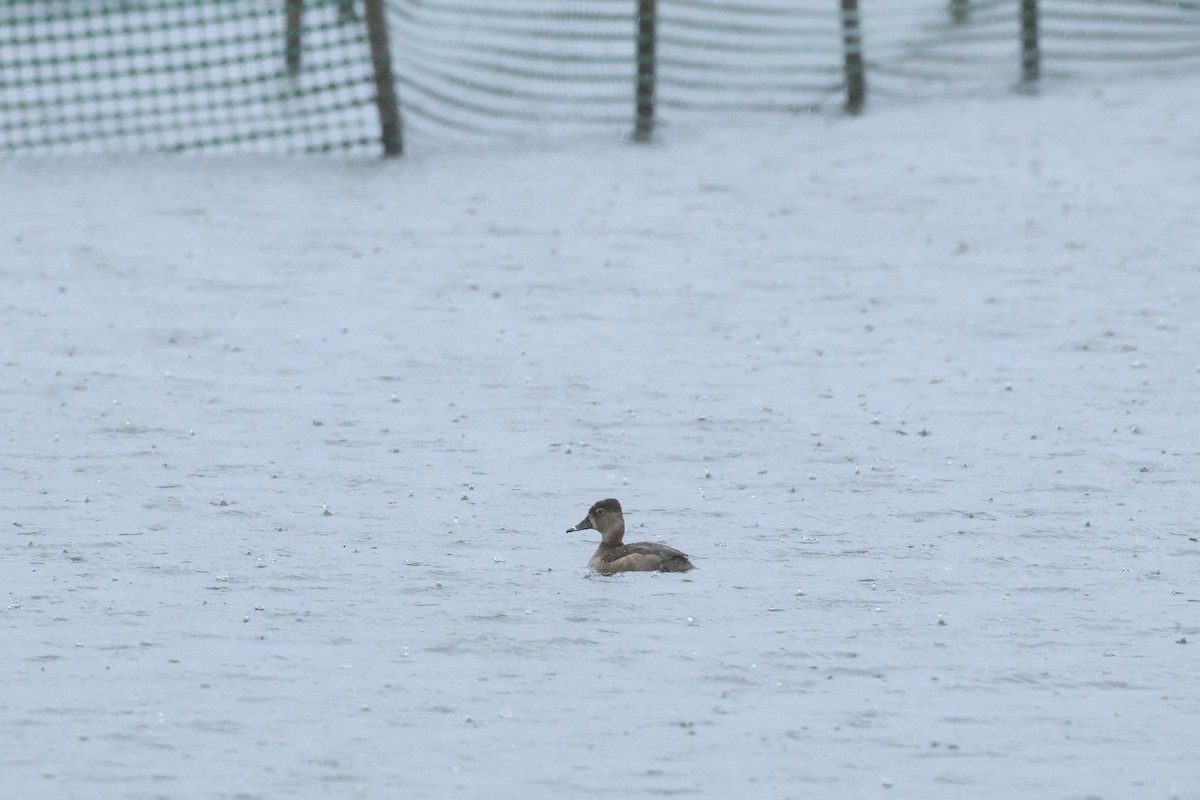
[598,542,693,574]
[603,542,687,562]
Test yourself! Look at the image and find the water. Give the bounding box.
[3,76,1199,798]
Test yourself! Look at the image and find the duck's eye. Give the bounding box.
[594,508,604,516]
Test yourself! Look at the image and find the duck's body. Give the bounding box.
[567,498,695,576]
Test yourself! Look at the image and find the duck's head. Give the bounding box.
[566,498,625,542]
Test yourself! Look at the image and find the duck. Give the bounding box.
[566,498,695,576]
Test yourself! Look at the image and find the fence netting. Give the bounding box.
[866,0,1200,101]
[2,0,1198,155]
[0,0,378,154]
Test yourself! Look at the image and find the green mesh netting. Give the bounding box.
[0,0,380,154]
[2,1,1198,155]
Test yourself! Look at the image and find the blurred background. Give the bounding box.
[3,0,1198,154]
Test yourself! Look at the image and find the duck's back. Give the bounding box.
[591,541,695,575]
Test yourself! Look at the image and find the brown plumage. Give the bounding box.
[566,498,695,576]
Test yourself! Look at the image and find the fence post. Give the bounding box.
[633,0,657,142]
[285,0,303,76]
[840,0,865,114]
[950,0,969,24]
[1020,0,1039,87]
[364,0,403,156]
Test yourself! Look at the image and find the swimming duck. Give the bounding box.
[566,498,695,575]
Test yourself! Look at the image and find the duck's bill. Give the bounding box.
[566,517,593,533]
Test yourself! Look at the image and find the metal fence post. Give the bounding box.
[1020,0,1040,87]
[840,0,865,114]
[633,0,657,142]
[364,0,403,156]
